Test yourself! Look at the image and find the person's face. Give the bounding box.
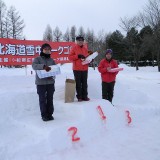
[76,39,84,46]
[43,47,51,54]
[106,53,112,60]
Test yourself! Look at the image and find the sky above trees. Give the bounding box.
[4,0,148,40]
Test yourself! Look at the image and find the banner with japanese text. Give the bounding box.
[0,38,76,65]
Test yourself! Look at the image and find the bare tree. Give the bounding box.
[120,15,147,70]
[3,16,10,38]
[85,28,95,51]
[94,30,107,63]
[70,25,76,42]
[53,26,62,42]
[96,30,107,52]
[120,16,139,32]
[0,0,6,38]
[142,0,160,71]
[7,6,25,39]
[78,26,85,37]
[137,12,148,28]
[97,29,106,42]
[143,0,160,28]
[43,24,53,41]
[63,27,70,42]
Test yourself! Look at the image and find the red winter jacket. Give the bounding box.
[98,59,118,83]
[69,44,89,71]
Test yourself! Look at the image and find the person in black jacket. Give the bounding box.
[32,43,55,121]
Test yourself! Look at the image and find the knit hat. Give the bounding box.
[76,35,84,41]
[40,43,52,52]
[106,49,113,55]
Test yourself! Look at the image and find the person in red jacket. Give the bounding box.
[69,35,90,102]
[98,49,119,103]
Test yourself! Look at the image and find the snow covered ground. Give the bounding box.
[0,64,160,160]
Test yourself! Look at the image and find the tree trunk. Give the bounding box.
[134,52,139,70]
[157,51,160,72]
[136,57,139,71]
[152,52,155,67]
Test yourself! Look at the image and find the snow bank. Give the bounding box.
[0,64,160,160]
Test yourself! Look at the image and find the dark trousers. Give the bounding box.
[102,81,115,103]
[37,84,55,118]
[73,70,88,99]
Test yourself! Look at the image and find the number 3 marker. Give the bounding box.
[125,110,132,124]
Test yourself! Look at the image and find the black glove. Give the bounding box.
[78,54,85,59]
[43,65,51,72]
[47,76,54,79]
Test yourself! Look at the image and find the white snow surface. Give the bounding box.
[0,64,160,160]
